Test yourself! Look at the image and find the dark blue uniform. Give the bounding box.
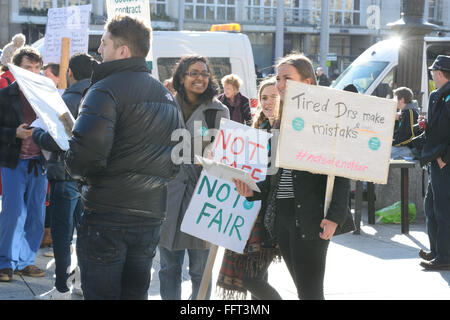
[421,80,450,267]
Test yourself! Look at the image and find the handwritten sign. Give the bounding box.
[43,5,91,64]
[276,80,397,184]
[181,119,271,253]
[106,0,153,63]
[8,64,75,151]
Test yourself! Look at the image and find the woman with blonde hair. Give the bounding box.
[217,77,282,300]
[218,73,252,125]
[233,54,355,300]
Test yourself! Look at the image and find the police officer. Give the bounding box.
[419,55,450,270]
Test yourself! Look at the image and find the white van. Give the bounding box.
[331,35,450,113]
[31,29,258,109]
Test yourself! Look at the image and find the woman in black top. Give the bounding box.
[233,54,355,300]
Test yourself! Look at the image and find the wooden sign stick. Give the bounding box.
[58,37,70,90]
[196,244,218,300]
[324,175,335,217]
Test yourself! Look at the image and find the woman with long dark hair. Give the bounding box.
[158,55,229,300]
[234,54,355,300]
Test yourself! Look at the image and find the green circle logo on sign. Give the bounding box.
[199,126,208,137]
[292,117,304,131]
[243,199,254,210]
[368,137,381,150]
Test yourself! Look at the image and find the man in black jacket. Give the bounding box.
[65,14,183,299]
[33,53,95,299]
[419,55,450,271]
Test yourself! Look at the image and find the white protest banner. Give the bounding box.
[43,5,91,65]
[181,118,271,254]
[106,0,153,63]
[8,64,75,151]
[276,80,397,184]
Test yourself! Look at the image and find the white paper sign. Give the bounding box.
[195,156,261,192]
[276,80,397,184]
[8,64,74,151]
[43,5,91,65]
[181,119,271,253]
[106,0,153,63]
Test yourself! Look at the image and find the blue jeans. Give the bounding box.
[424,161,450,263]
[158,246,211,300]
[76,215,161,300]
[48,180,82,292]
[0,159,47,270]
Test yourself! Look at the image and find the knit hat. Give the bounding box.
[1,33,26,66]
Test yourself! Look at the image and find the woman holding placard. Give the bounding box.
[217,77,282,300]
[233,54,355,300]
[158,55,229,300]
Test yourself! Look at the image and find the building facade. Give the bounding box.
[1,0,449,78]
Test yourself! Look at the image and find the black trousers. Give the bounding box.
[274,198,329,300]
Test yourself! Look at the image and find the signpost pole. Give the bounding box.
[324,175,335,216]
[196,245,218,300]
[58,37,70,90]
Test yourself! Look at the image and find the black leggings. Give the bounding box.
[242,271,282,300]
[274,198,329,300]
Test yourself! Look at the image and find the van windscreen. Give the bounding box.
[331,61,389,93]
[157,57,231,83]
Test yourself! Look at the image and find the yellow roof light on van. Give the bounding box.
[210,23,241,32]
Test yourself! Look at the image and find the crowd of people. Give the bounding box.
[0,13,449,301]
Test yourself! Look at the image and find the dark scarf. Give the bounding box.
[175,93,201,123]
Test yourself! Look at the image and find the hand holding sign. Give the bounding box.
[232,178,254,198]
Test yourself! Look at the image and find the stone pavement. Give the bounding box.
[0,202,448,300]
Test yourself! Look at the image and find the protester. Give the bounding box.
[216,77,282,300]
[43,63,60,86]
[391,87,420,159]
[0,33,26,203]
[419,55,450,271]
[218,74,252,126]
[163,77,175,95]
[0,33,26,89]
[65,14,183,300]
[0,47,48,282]
[316,67,330,87]
[33,53,95,300]
[158,55,229,300]
[40,62,62,252]
[233,53,355,300]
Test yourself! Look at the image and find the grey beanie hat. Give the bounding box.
[1,33,26,66]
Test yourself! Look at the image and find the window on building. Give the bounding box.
[185,0,236,21]
[428,0,443,25]
[246,0,276,24]
[19,0,54,16]
[312,0,360,26]
[150,0,167,16]
[57,0,90,6]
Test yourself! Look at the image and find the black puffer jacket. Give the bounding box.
[65,57,183,219]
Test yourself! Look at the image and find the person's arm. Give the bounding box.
[32,127,61,152]
[65,88,116,180]
[320,176,350,240]
[241,96,252,126]
[393,109,416,146]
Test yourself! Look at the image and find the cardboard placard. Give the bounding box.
[43,5,91,65]
[276,80,397,184]
[181,119,271,254]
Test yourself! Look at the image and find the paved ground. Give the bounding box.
[0,202,449,300]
